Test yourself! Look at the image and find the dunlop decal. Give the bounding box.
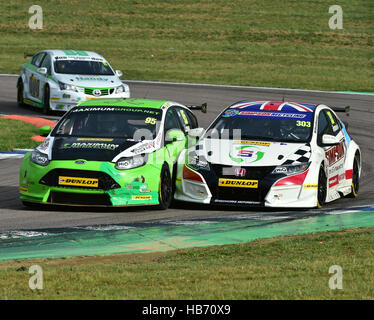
[58,176,98,188]
[303,184,318,189]
[132,195,152,200]
[218,178,258,188]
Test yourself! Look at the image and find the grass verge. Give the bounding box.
[0,118,40,150]
[0,0,373,91]
[1,227,373,299]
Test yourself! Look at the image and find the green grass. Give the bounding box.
[1,228,374,299]
[0,118,40,150]
[0,0,373,91]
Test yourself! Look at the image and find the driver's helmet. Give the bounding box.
[279,119,295,137]
[98,114,123,135]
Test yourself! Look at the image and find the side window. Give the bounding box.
[164,108,183,138]
[174,107,190,133]
[185,109,198,129]
[40,54,52,75]
[325,110,341,135]
[31,52,46,67]
[174,107,199,133]
[317,111,333,142]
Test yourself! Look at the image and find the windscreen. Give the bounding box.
[208,109,314,142]
[54,60,114,75]
[52,107,162,140]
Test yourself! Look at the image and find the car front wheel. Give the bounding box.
[317,165,327,208]
[157,164,172,210]
[347,156,360,198]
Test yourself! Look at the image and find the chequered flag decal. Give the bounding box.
[282,144,311,165]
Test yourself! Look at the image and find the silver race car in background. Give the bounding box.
[175,101,361,208]
[17,49,130,114]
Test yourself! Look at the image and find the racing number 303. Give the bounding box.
[296,120,311,127]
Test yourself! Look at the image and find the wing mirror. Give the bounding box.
[322,134,340,146]
[37,67,47,75]
[165,129,185,144]
[40,126,51,137]
[116,70,123,77]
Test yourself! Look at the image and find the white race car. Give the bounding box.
[17,49,130,113]
[174,101,361,208]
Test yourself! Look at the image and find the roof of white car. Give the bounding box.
[44,50,106,60]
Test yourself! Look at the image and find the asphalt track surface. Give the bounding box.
[0,75,373,232]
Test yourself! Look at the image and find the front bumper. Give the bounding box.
[19,154,160,207]
[175,164,318,208]
[49,88,130,112]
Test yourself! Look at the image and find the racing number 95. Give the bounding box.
[145,117,156,125]
[296,120,311,127]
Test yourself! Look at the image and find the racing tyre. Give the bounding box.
[157,164,173,210]
[43,86,51,115]
[347,156,360,198]
[317,165,327,208]
[17,80,25,107]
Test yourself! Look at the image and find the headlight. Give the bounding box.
[271,162,310,175]
[30,150,49,166]
[115,154,148,170]
[58,81,78,92]
[187,150,210,170]
[115,85,125,94]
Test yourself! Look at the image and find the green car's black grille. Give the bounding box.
[48,191,112,206]
[40,169,120,190]
[84,88,115,96]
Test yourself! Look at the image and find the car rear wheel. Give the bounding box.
[157,164,172,210]
[317,165,327,208]
[43,86,50,114]
[347,156,359,198]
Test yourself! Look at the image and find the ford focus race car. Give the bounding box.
[19,98,206,209]
[17,50,130,114]
[174,101,361,208]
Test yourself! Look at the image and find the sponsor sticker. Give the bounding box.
[325,140,345,166]
[19,186,28,193]
[234,141,270,146]
[132,195,152,200]
[303,184,318,189]
[218,178,258,188]
[222,109,240,117]
[77,138,114,142]
[58,176,98,188]
[63,142,119,150]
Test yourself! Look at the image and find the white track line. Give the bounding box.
[1,74,373,96]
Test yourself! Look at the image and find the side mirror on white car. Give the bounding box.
[37,67,47,75]
[116,70,123,77]
[322,134,340,146]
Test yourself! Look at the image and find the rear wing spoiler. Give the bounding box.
[186,103,207,113]
[24,53,34,58]
[332,106,350,116]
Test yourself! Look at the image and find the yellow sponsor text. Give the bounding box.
[218,178,258,188]
[58,176,98,188]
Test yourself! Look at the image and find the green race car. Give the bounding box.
[19,98,206,209]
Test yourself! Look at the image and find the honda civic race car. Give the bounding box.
[17,49,130,114]
[174,101,361,208]
[19,98,206,209]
